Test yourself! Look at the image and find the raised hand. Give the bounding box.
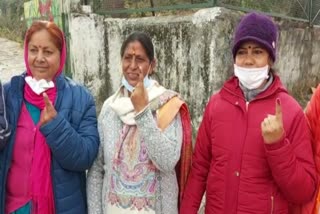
[130,67,149,113]
[261,98,285,144]
[40,92,57,126]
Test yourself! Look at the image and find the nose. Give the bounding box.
[35,52,45,63]
[129,57,138,69]
[243,54,255,67]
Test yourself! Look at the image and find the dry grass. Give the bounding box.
[0,17,26,44]
[289,75,320,109]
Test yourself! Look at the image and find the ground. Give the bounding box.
[0,37,24,83]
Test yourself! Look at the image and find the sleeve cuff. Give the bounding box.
[264,133,287,151]
[40,114,63,136]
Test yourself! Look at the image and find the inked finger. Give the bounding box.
[275,98,282,120]
[43,93,52,107]
[138,66,144,83]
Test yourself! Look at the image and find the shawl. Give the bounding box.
[108,81,192,208]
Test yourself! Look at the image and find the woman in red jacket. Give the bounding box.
[180,12,317,214]
[305,77,320,213]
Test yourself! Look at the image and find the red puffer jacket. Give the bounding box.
[180,75,317,214]
[305,84,320,214]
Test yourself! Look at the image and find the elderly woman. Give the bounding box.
[87,32,192,214]
[0,21,99,214]
[180,12,317,214]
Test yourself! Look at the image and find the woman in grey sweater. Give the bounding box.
[87,32,192,214]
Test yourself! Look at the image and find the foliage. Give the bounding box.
[93,0,318,23]
[223,0,310,19]
[0,0,27,43]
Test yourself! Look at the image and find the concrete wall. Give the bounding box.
[67,7,320,134]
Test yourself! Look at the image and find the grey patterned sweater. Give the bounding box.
[87,97,183,214]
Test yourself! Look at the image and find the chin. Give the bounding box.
[34,77,48,81]
[33,74,51,81]
[127,80,138,87]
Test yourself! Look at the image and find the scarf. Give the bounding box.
[239,74,274,102]
[23,26,66,109]
[175,103,192,207]
[108,80,166,125]
[109,81,193,208]
[22,28,67,214]
[155,96,192,207]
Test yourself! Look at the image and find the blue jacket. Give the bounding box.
[0,73,100,214]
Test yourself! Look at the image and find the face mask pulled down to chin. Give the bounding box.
[234,64,269,90]
[122,65,152,92]
[25,76,55,95]
[122,75,152,92]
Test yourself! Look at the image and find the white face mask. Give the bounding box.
[121,75,152,92]
[121,65,152,92]
[25,76,55,95]
[234,64,269,90]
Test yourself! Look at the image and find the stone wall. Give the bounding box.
[68,7,320,135]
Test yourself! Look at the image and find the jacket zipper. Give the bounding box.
[270,196,274,214]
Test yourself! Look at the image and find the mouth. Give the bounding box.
[127,73,139,79]
[33,66,48,71]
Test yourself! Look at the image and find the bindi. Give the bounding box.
[131,48,136,56]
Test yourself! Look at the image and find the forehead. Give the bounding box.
[28,29,56,48]
[239,41,264,49]
[123,41,147,55]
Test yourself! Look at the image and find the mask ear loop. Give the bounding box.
[140,64,152,78]
[147,62,153,76]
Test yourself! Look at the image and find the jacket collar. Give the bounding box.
[220,74,287,103]
[10,72,66,100]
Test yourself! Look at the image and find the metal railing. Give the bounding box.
[90,0,320,25]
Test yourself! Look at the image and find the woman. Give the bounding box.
[87,32,192,214]
[305,77,320,213]
[180,12,317,213]
[0,21,99,214]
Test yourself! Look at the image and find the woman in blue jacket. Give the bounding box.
[0,20,99,214]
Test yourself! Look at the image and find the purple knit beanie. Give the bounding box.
[232,12,278,62]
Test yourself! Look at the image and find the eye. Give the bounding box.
[253,49,264,55]
[136,57,145,63]
[29,48,37,53]
[123,55,132,61]
[236,50,246,55]
[44,50,53,55]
